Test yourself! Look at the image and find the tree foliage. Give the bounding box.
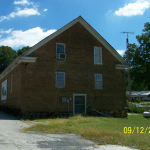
[17,46,30,56]
[0,46,17,73]
[123,22,150,90]
[0,46,30,73]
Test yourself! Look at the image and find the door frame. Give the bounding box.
[73,94,87,115]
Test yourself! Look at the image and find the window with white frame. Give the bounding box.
[56,72,65,88]
[94,46,102,64]
[94,74,103,89]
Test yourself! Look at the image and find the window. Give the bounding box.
[94,46,102,64]
[56,43,65,54]
[56,72,65,88]
[56,43,66,59]
[94,74,103,89]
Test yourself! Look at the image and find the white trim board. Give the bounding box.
[0,57,37,80]
[115,64,129,69]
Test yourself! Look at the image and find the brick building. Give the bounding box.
[0,16,128,118]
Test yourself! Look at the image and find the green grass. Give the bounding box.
[23,114,150,150]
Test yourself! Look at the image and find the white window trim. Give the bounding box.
[73,94,87,115]
[10,74,13,92]
[94,46,102,65]
[56,43,66,59]
[56,72,65,88]
[94,74,103,89]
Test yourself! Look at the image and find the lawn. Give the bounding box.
[23,114,150,150]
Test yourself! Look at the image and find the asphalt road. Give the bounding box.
[0,110,139,150]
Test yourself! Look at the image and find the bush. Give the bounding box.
[131,107,144,113]
[135,98,141,103]
[126,100,129,107]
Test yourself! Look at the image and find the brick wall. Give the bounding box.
[0,64,22,115]
[20,22,126,117]
[0,22,127,118]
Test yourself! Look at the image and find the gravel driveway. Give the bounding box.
[0,110,139,150]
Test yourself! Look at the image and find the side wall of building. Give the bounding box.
[20,22,127,117]
[0,64,22,115]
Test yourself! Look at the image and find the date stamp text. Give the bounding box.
[124,127,150,134]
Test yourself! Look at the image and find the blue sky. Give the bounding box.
[0,0,150,56]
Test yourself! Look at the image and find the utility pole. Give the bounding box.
[121,31,134,102]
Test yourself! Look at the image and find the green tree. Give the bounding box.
[17,46,30,56]
[0,46,17,73]
[123,22,150,90]
[0,46,30,73]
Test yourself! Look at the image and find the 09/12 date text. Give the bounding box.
[124,127,150,134]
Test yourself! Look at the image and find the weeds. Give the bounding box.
[23,114,150,150]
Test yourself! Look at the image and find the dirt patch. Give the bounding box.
[127,113,139,115]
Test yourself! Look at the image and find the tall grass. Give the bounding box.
[23,114,150,150]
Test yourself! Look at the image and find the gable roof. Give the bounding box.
[0,16,128,80]
[21,16,128,65]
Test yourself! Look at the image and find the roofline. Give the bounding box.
[0,16,128,80]
[78,16,128,65]
[126,91,150,97]
[21,16,128,65]
[21,16,80,57]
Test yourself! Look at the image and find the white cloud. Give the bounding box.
[14,0,32,5]
[0,16,9,22]
[106,10,112,15]
[0,29,13,34]
[10,8,40,17]
[0,7,40,22]
[44,9,48,12]
[117,50,125,56]
[0,0,40,22]
[0,27,56,48]
[115,0,150,16]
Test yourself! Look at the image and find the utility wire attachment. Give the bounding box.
[121,31,134,37]
[121,31,134,102]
